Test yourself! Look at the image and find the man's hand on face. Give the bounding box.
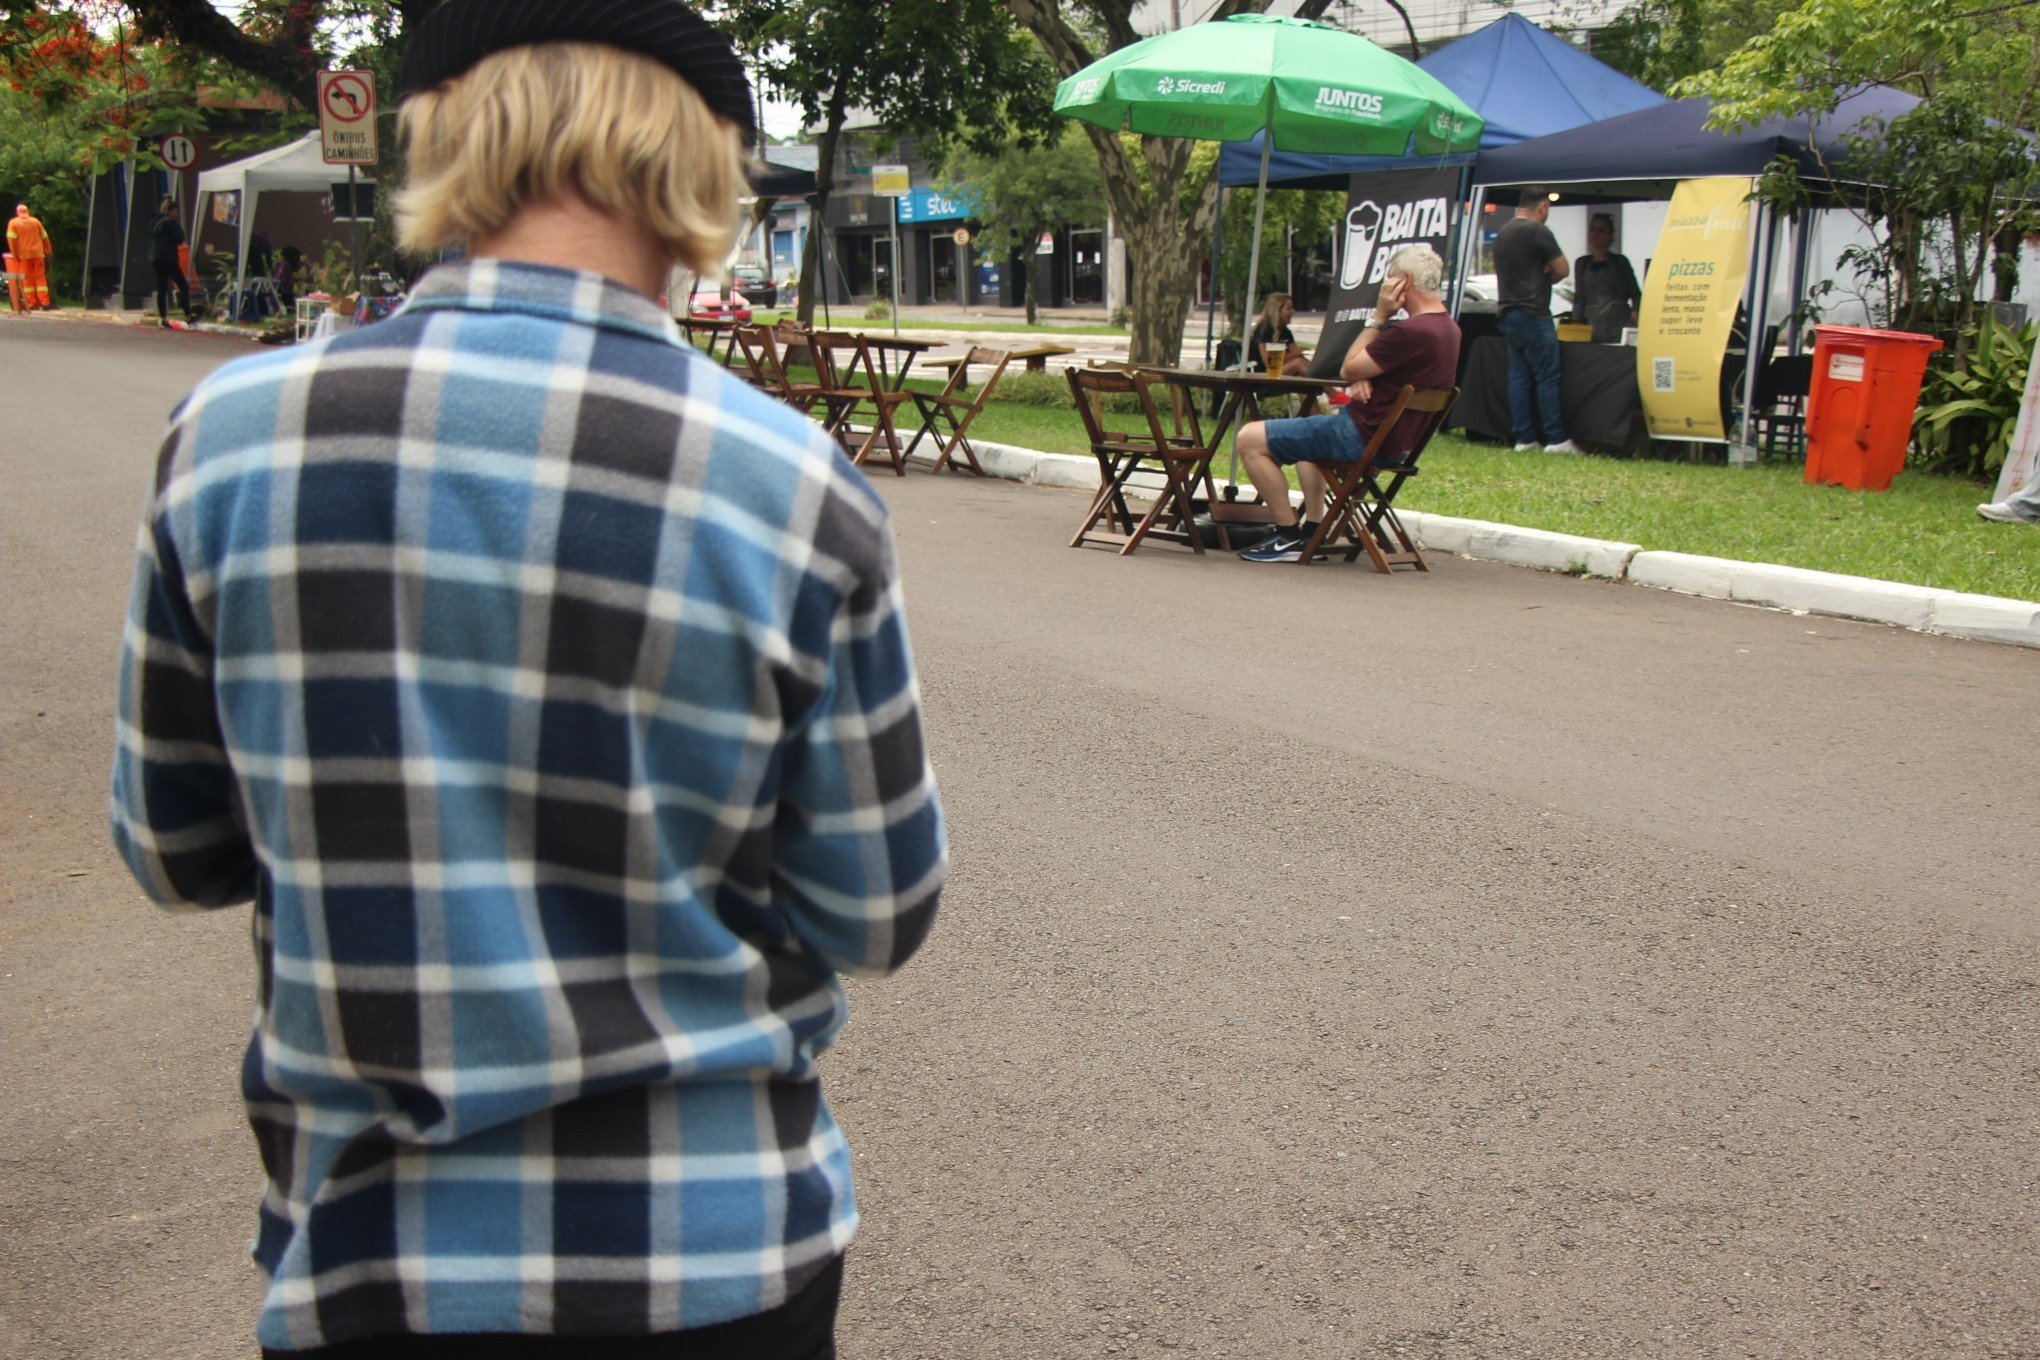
[1376,274,1408,318]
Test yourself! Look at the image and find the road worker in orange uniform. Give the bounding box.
[9,204,54,310]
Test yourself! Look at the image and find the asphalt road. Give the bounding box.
[1,312,2034,1360]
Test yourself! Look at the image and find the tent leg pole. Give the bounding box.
[1228,135,1273,496]
[1788,207,1813,354]
[1444,166,1472,316]
[1454,184,1486,320]
[1735,201,1772,467]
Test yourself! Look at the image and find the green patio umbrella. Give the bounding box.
[1055,13,1483,374]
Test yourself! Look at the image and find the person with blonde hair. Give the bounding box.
[109,3,945,1356]
[1248,291,1308,375]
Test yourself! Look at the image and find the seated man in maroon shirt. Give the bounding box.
[1234,243,1461,562]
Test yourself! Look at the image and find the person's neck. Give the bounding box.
[470,189,673,300]
[1404,293,1446,317]
[1591,248,1611,261]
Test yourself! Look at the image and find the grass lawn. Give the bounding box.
[1401,438,2040,602]
[736,345,2038,600]
[929,388,2040,600]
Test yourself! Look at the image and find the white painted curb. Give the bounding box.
[1409,514,1639,579]
[1926,593,2040,647]
[896,435,2040,649]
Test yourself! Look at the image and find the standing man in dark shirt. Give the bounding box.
[1573,212,1642,344]
[1233,244,1461,563]
[1494,186,1580,453]
[146,196,194,327]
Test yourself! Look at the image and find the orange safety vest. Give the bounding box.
[8,211,51,261]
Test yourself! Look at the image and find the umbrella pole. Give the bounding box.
[1205,189,1222,366]
[1226,134,1273,493]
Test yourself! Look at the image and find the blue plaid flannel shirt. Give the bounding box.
[110,260,945,1349]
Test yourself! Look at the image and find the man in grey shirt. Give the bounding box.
[1494,186,1580,453]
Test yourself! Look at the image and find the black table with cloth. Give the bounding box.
[1445,334,1643,451]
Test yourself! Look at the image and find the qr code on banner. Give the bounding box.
[1651,357,1675,392]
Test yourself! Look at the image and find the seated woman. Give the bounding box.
[1247,291,1309,375]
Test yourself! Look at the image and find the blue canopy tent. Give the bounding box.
[1470,85,1929,453]
[1214,14,1666,190]
[1203,15,1663,351]
[1469,84,1923,198]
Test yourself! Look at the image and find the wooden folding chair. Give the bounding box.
[734,324,827,415]
[728,324,779,393]
[906,347,1011,475]
[1293,385,1458,573]
[814,332,920,477]
[807,330,882,455]
[1067,367,1225,555]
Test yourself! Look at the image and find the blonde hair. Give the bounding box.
[396,42,746,274]
[1257,292,1293,333]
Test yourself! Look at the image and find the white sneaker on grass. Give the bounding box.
[1543,439,1583,454]
[1511,441,1539,451]
[1976,501,2036,524]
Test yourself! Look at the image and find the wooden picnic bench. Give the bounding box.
[929,342,1075,389]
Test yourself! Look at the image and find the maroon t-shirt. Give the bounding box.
[1351,310,1461,463]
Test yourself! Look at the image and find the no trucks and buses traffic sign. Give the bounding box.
[318,70,377,165]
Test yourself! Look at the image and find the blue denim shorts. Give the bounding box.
[1261,411,1366,465]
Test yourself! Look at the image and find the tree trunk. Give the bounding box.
[1001,0,1258,368]
[1124,212,1199,366]
[1992,220,2021,304]
[799,93,850,327]
[1024,256,1038,326]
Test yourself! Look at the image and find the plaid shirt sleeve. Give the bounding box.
[105,261,943,1348]
[774,509,943,975]
[110,421,259,910]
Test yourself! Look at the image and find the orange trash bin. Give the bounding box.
[1803,324,1943,491]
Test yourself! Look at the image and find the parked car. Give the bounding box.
[732,265,777,307]
[1456,272,1573,315]
[688,287,752,324]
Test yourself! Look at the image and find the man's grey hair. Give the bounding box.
[1384,244,1445,298]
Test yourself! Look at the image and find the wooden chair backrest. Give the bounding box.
[733,324,792,396]
[1357,385,1459,472]
[808,330,872,392]
[1066,366,1172,454]
[946,346,1012,418]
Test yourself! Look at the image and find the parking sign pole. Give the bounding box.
[889,197,901,337]
[348,164,361,294]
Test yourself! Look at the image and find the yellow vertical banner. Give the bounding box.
[1637,178,1754,441]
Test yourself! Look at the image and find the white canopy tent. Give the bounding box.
[191,132,369,293]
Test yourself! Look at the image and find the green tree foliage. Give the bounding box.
[0,7,220,299]
[719,0,1057,325]
[938,125,1102,324]
[1585,0,1788,90]
[1678,0,2040,348]
[1002,0,1341,368]
[1216,185,1342,333]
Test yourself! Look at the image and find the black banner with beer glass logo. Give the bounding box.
[1307,166,1461,381]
